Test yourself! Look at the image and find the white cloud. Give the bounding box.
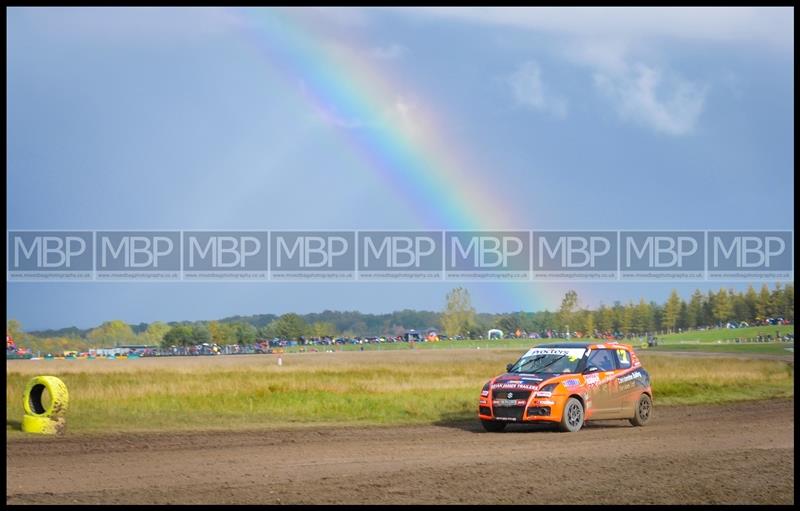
[508,61,568,118]
[562,39,710,135]
[390,96,422,134]
[594,64,708,136]
[402,6,791,135]
[561,38,629,74]
[408,7,793,51]
[563,38,710,135]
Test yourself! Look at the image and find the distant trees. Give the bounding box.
[757,284,772,319]
[162,324,211,347]
[582,309,595,336]
[781,283,794,322]
[11,284,793,351]
[713,288,733,324]
[7,319,89,354]
[564,284,792,338]
[495,314,522,335]
[620,302,634,335]
[687,289,704,328]
[310,321,336,338]
[232,322,258,345]
[597,305,614,334]
[208,321,235,345]
[7,319,27,344]
[87,320,136,346]
[266,313,308,341]
[662,290,682,333]
[140,321,170,346]
[441,287,477,338]
[557,290,579,332]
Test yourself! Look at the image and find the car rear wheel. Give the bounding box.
[480,420,507,432]
[559,397,584,432]
[629,393,652,427]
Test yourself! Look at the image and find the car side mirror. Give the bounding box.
[583,366,601,374]
[506,363,514,372]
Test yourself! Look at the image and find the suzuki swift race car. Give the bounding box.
[478,342,652,432]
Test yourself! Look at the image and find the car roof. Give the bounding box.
[536,341,632,350]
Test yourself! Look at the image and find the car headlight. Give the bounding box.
[536,383,559,397]
[481,382,490,397]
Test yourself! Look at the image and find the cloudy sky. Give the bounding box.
[6,7,794,329]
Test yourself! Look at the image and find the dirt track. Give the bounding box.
[6,399,794,504]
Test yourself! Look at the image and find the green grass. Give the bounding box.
[636,353,793,405]
[641,325,794,355]
[648,343,793,355]
[6,349,793,437]
[277,330,794,356]
[656,325,793,343]
[277,325,793,353]
[288,338,547,352]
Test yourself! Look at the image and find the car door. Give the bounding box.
[614,348,642,419]
[583,349,621,419]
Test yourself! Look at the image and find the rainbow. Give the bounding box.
[229,7,595,312]
[236,7,519,229]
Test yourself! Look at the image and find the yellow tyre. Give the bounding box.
[21,414,66,435]
[23,375,69,418]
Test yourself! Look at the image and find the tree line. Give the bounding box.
[7,283,793,352]
[440,283,793,338]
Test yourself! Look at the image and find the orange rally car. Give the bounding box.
[478,342,652,432]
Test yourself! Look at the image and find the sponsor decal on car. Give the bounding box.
[493,399,528,407]
[522,348,586,359]
[537,399,555,406]
[563,379,581,387]
[534,391,552,397]
[618,371,643,384]
[492,383,538,390]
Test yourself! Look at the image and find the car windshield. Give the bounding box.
[508,348,586,374]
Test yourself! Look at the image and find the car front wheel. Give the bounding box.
[629,393,653,427]
[480,420,507,432]
[559,397,584,432]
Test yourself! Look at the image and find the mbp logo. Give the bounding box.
[8,231,93,280]
[445,231,529,280]
[533,231,616,280]
[621,231,704,279]
[270,231,355,280]
[183,232,268,279]
[358,232,442,280]
[96,231,180,279]
[708,231,793,280]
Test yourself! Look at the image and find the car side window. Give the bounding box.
[586,349,616,372]
[615,349,632,369]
